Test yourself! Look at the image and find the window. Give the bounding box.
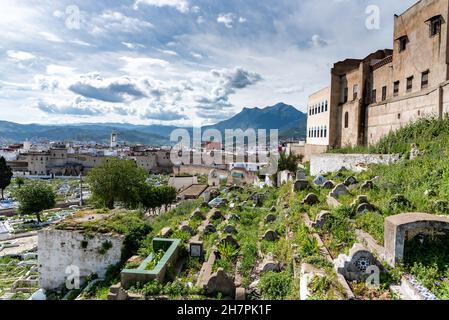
[320,126,324,137]
[343,87,348,103]
[382,86,387,101]
[321,102,324,113]
[422,70,429,89]
[325,101,328,112]
[398,36,408,52]
[397,113,401,120]
[429,16,442,37]
[371,89,377,103]
[324,126,327,138]
[344,112,349,128]
[353,84,359,100]
[393,81,400,96]
[406,76,413,93]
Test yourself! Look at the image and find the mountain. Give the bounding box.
[0,103,307,145]
[206,103,307,139]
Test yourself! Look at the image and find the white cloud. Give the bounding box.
[217,13,236,28]
[6,50,35,61]
[46,65,75,76]
[39,31,64,43]
[134,0,190,13]
[122,42,146,49]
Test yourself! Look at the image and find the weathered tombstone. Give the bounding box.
[351,195,369,207]
[356,203,376,215]
[296,170,306,180]
[260,254,281,273]
[360,180,374,191]
[204,224,217,234]
[313,211,330,228]
[302,193,320,206]
[223,224,237,234]
[299,263,326,300]
[335,243,378,281]
[313,175,327,186]
[265,213,277,223]
[262,230,279,242]
[293,179,310,192]
[191,208,206,220]
[330,183,349,198]
[220,235,239,248]
[179,221,193,235]
[159,227,173,238]
[322,180,335,189]
[344,176,358,186]
[209,208,223,220]
[205,268,236,298]
[270,206,276,212]
[189,240,204,258]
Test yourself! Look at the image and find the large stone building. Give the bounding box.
[306,0,449,155]
[7,145,173,176]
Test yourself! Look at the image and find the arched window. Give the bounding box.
[344,112,349,128]
[321,102,324,113]
[324,126,327,138]
[325,101,328,112]
[320,126,324,137]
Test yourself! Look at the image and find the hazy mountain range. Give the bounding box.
[0,103,306,145]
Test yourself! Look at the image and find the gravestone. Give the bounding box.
[265,213,277,223]
[330,183,349,198]
[293,179,310,192]
[220,235,239,249]
[313,211,330,228]
[159,227,173,238]
[205,268,236,298]
[262,230,279,242]
[235,287,246,300]
[204,224,217,234]
[223,224,237,234]
[191,208,205,220]
[189,240,204,258]
[344,176,358,186]
[313,175,327,186]
[302,193,320,206]
[360,180,374,190]
[270,206,276,212]
[209,209,223,220]
[322,180,335,189]
[335,243,378,281]
[179,221,193,235]
[357,203,376,215]
[260,254,281,273]
[296,170,306,180]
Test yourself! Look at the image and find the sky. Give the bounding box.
[0,0,417,126]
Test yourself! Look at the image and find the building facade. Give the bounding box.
[306,0,449,155]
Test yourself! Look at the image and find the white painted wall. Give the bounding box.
[38,229,124,290]
[310,153,400,176]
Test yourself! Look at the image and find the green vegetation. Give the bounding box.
[277,151,301,174]
[0,156,13,200]
[14,181,56,222]
[258,271,293,300]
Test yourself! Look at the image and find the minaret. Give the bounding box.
[110,131,118,148]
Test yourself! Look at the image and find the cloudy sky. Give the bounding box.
[0,0,416,126]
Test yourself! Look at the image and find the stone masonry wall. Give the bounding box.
[38,229,124,290]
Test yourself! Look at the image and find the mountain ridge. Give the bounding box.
[0,103,307,145]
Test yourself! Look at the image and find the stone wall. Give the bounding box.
[38,229,124,290]
[310,153,400,176]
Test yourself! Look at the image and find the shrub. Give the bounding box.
[258,271,293,300]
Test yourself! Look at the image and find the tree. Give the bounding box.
[158,186,177,211]
[15,182,56,222]
[15,177,25,189]
[87,158,148,209]
[0,156,13,200]
[277,152,300,173]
